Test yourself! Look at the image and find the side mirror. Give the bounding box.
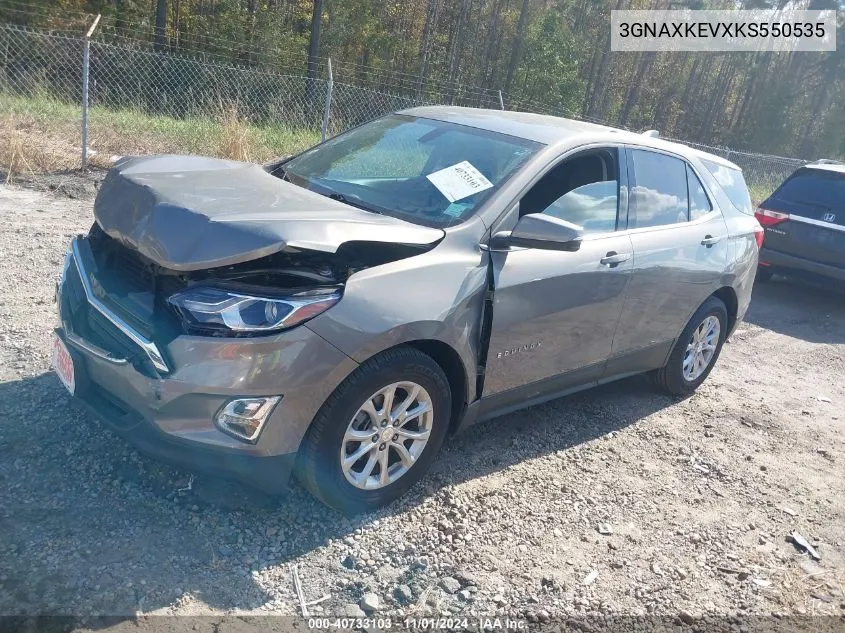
[493,213,584,251]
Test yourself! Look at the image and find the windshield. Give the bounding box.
[774,169,845,212]
[702,159,752,215]
[280,115,542,228]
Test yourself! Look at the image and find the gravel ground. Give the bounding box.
[1,181,844,630]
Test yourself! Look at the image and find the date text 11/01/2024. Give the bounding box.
[307,617,528,630]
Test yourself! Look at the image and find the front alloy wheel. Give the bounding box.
[340,382,434,490]
[297,347,451,515]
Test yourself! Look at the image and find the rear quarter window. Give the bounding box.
[702,159,752,215]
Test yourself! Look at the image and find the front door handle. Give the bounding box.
[600,251,631,267]
[701,234,723,247]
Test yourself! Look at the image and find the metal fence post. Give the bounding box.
[81,14,101,169]
[321,58,333,142]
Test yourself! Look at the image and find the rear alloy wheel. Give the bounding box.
[654,296,728,396]
[682,316,720,382]
[296,347,450,515]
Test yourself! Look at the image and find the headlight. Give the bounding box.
[167,286,341,333]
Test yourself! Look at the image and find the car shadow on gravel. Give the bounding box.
[0,370,670,622]
[745,276,845,344]
[434,375,662,483]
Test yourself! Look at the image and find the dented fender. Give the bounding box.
[305,220,490,405]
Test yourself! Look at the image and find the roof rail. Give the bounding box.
[810,158,845,165]
[641,129,660,138]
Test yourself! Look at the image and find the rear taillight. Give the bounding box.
[754,208,789,226]
[754,225,764,249]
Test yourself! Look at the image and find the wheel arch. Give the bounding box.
[664,285,739,368]
[324,337,472,437]
[403,339,469,436]
[711,286,739,337]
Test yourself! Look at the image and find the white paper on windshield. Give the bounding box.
[426,161,493,203]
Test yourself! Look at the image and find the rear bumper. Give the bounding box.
[759,247,845,282]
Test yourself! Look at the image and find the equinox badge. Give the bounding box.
[497,341,542,359]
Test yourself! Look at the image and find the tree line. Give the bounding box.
[3,0,843,159]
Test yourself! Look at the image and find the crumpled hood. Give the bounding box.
[94,155,445,271]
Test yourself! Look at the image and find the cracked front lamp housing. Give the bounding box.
[215,396,281,442]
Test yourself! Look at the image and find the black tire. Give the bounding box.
[296,346,451,515]
[755,267,774,283]
[653,296,728,397]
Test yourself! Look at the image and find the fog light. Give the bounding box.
[215,396,281,443]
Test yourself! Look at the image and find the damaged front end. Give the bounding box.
[86,222,432,343]
[86,222,341,341]
[68,155,445,373]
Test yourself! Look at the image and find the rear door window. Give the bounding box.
[773,169,845,214]
[628,149,689,228]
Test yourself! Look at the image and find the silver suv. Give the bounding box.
[53,107,761,514]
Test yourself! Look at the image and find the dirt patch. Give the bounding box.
[0,183,843,627]
[0,168,104,198]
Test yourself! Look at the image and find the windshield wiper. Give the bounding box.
[325,192,383,215]
[269,162,290,182]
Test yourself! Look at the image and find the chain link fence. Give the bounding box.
[0,25,82,103]
[1,22,808,198]
[89,41,332,130]
[668,139,807,202]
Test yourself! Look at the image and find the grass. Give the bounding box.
[1,91,783,206]
[748,183,775,206]
[0,92,320,179]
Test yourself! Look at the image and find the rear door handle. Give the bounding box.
[600,251,631,267]
[701,235,723,247]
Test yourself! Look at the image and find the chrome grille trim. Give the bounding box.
[70,237,170,374]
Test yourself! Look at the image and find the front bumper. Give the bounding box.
[57,236,359,494]
[62,328,297,494]
[759,247,845,282]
